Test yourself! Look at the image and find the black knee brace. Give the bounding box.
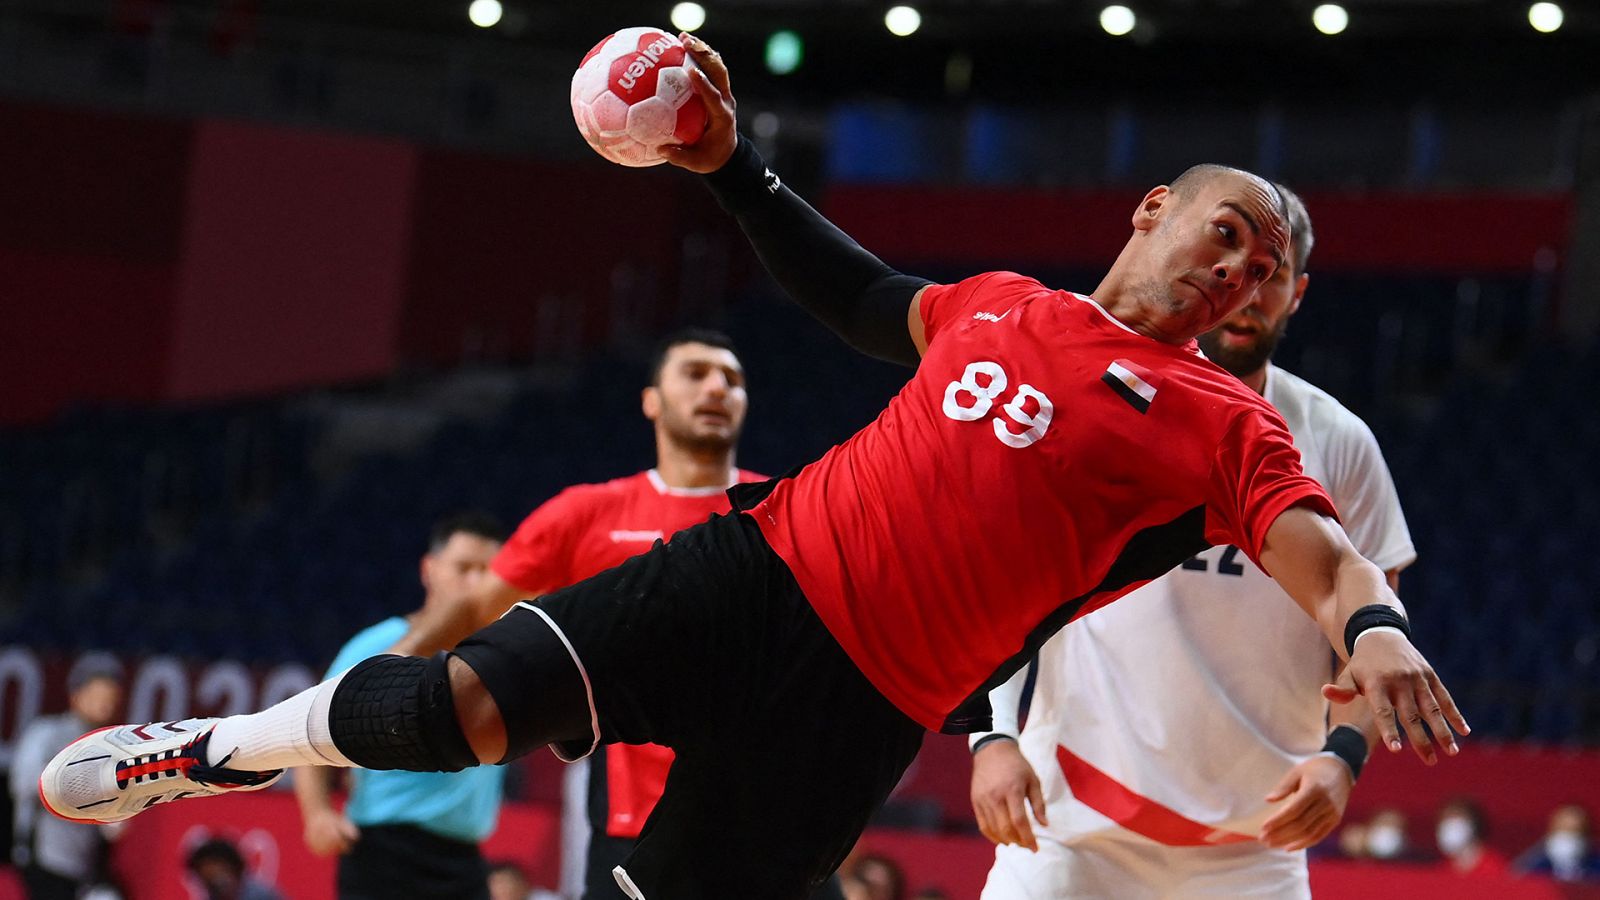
[327,653,480,772]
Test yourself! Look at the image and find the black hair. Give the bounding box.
[186,838,245,875]
[428,511,507,553]
[647,327,740,386]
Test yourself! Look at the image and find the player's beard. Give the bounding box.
[661,407,741,456]
[1198,313,1289,379]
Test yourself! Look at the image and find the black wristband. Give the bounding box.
[1342,604,1411,657]
[1321,724,1368,781]
[971,734,1017,755]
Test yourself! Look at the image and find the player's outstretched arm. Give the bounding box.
[661,34,929,366]
[1258,506,1469,765]
[386,570,530,657]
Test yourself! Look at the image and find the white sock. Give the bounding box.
[206,673,355,770]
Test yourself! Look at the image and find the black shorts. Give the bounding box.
[336,824,488,900]
[454,510,926,900]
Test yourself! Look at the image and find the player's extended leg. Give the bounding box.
[39,623,592,823]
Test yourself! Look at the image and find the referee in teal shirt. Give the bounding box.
[294,513,509,900]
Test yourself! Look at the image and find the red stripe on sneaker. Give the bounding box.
[1056,745,1253,847]
[117,757,194,785]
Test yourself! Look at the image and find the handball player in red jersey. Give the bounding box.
[42,35,1467,900]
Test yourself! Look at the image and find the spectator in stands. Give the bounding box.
[486,860,560,900]
[9,654,125,900]
[1336,821,1369,860]
[1363,808,1418,862]
[845,854,905,900]
[1515,804,1600,882]
[185,837,283,900]
[293,513,507,899]
[1434,797,1509,877]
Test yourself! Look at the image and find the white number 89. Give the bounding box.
[941,361,1054,449]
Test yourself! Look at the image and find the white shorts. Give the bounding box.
[980,833,1309,900]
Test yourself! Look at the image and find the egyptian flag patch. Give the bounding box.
[1102,359,1159,413]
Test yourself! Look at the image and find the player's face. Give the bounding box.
[1133,175,1290,342]
[421,532,500,604]
[647,342,748,453]
[1197,247,1307,377]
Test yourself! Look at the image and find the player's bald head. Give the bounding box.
[1169,164,1288,219]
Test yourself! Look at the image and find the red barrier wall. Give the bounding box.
[107,791,560,900]
[824,185,1573,275]
[57,790,1598,900]
[164,122,416,402]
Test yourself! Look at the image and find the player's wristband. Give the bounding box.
[970,734,1017,755]
[1321,724,1369,781]
[1343,604,1411,657]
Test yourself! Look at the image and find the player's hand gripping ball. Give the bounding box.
[571,27,709,167]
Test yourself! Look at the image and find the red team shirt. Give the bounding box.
[744,272,1337,734]
[492,467,765,838]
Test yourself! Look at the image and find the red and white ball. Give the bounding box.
[570,27,709,168]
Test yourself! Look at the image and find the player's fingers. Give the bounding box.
[1415,679,1460,757]
[1322,682,1359,705]
[1282,809,1338,852]
[1263,795,1326,848]
[1263,768,1300,803]
[1026,775,1049,828]
[1427,669,1471,738]
[1391,683,1439,765]
[1259,787,1314,841]
[972,800,1000,845]
[1005,792,1037,852]
[679,33,732,98]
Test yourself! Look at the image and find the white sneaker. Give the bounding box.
[39,719,282,824]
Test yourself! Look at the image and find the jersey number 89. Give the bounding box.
[942,361,1054,449]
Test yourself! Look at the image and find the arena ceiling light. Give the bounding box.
[1528,2,1564,33]
[467,0,502,28]
[1099,5,1136,37]
[1311,3,1348,35]
[885,5,922,37]
[671,2,707,33]
[765,30,804,74]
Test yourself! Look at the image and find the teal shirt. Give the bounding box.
[327,618,505,844]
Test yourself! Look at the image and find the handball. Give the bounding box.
[570,27,709,167]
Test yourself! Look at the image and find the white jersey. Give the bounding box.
[982,364,1415,847]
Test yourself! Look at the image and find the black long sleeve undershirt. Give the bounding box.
[701,135,928,368]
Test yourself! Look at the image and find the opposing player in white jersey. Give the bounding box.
[969,184,1414,899]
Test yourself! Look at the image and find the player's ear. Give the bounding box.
[1289,272,1309,316]
[641,386,662,421]
[1132,186,1171,232]
[419,555,433,593]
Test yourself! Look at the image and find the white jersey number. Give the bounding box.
[942,361,1055,449]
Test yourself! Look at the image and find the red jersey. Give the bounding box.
[493,467,765,838]
[742,272,1336,733]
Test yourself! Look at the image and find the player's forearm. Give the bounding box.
[292,766,339,816]
[388,602,483,657]
[1320,552,1407,663]
[969,662,1031,750]
[702,135,927,366]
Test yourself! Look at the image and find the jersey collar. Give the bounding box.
[1071,292,1203,355]
[646,468,737,496]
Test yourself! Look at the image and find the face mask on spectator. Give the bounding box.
[1547,831,1586,870]
[1368,824,1405,859]
[1437,816,1475,856]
